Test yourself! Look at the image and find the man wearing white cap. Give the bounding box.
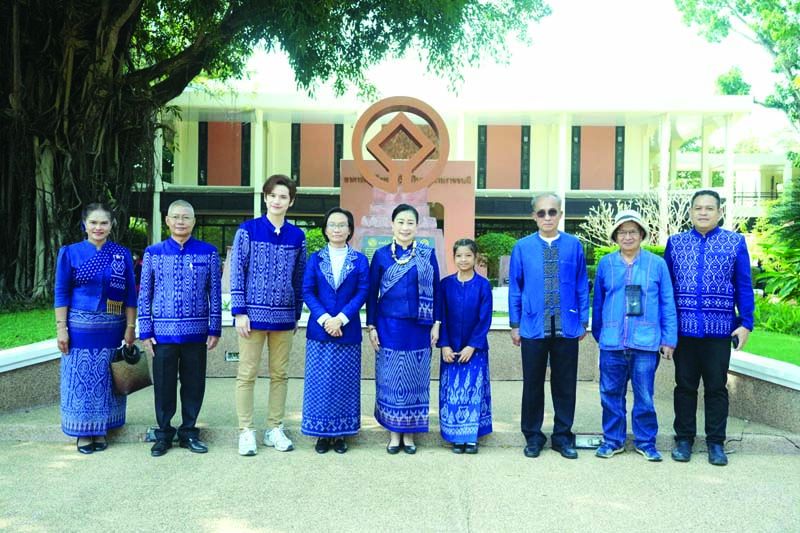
[592,209,677,462]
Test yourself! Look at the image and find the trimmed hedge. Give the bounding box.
[754,298,800,336]
[593,244,666,265]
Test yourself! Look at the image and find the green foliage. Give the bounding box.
[305,228,326,257]
[476,232,517,279]
[593,244,666,265]
[676,0,800,128]
[756,180,800,300]
[0,308,55,350]
[716,66,751,95]
[754,298,800,336]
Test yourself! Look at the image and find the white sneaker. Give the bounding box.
[238,429,257,456]
[263,426,294,451]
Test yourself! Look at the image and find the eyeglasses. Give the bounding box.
[168,215,194,222]
[616,230,641,238]
[326,223,349,230]
[535,208,559,219]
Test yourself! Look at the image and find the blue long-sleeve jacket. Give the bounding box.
[303,246,369,345]
[592,249,677,352]
[508,232,590,339]
[229,216,306,330]
[436,274,493,352]
[665,227,754,338]
[137,237,222,344]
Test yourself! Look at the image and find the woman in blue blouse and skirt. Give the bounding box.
[301,208,369,454]
[437,239,493,454]
[367,204,440,454]
[54,203,137,454]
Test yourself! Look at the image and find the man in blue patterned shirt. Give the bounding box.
[665,190,755,466]
[230,174,306,456]
[138,200,222,456]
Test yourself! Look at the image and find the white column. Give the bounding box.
[556,113,570,230]
[152,126,164,244]
[784,157,794,188]
[658,114,671,244]
[252,110,265,217]
[701,118,712,188]
[723,115,735,229]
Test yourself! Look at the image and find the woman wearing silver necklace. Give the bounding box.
[366,203,441,454]
[301,208,369,454]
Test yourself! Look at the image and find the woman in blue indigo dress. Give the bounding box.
[301,208,369,454]
[437,239,493,454]
[367,204,440,454]
[54,203,137,454]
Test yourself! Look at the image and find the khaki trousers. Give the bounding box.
[235,329,293,430]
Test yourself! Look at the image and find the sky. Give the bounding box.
[239,0,795,147]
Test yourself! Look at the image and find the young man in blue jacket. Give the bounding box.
[509,193,590,460]
[665,190,754,466]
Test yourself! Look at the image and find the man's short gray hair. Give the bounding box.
[167,199,195,216]
[531,192,562,210]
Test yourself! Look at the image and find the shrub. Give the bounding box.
[305,227,326,257]
[754,298,800,336]
[593,244,665,265]
[476,232,517,280]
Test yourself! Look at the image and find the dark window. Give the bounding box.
[570,126,581,190]
[333,124,344,187]
[614,126,625,190]
[477,125,487,189]
[291,123,301,184]
[521,125,531,189]
[241,122,251,187]
[198,122,208,186]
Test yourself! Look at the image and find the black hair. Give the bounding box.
[691,189,721,208]
[263,174,298,201]
[322,207,355,243]
[453,238,478,256]
[82,202,114,223]
[391,203,419,223]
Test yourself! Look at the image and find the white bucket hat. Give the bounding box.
[610,209,648,241]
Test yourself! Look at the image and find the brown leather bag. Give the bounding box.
[111,344,152,395]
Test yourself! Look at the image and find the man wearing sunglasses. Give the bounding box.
[509,193,590,460]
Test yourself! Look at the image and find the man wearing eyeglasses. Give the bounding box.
[509,193,590,460]
[138,199,222,456]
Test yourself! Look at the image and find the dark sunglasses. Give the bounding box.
[535,208,559,218]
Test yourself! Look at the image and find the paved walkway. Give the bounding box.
[1,379,798,532]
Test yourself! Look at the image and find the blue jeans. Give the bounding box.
[599,349,660,448]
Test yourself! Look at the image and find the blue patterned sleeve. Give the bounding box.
[293,239,307,322]
[366,250,383,326]
[431,250,442,323]
[208,249,222,337]
[137,250,155,339]
[302,254,326,321]
[733,236,755,331]
[54,246,73,308]
[229,227,249,316]
[436,278,450,348]
[123,248,137,308]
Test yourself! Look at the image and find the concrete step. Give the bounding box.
[1,379,797,455]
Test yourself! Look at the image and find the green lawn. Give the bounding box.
[744,330,800,366]
[0,308,56,350]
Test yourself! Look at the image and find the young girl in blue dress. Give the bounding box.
[437,239,493,454]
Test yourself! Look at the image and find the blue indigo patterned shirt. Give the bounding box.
[665,227,754,338]
[138,237,222,343]
[230,215,306,330]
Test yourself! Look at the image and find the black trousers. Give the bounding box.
[673,336,731,445]
[152,342,207,442]
[520,336,579,448]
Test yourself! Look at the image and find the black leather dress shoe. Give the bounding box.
[465,442,479,455]
[77,439,94,455]
[93,439,108,452]
[315,438,331,454]
[151,440,172,457]
[386,443,401,455]
[452,443,466,454]
[179,438,208,454]
[403,444,417,455]
[333,438,348,454]
[523,444,541,458]
[552,444,578,459]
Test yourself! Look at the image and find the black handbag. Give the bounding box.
[110,344,152,395]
